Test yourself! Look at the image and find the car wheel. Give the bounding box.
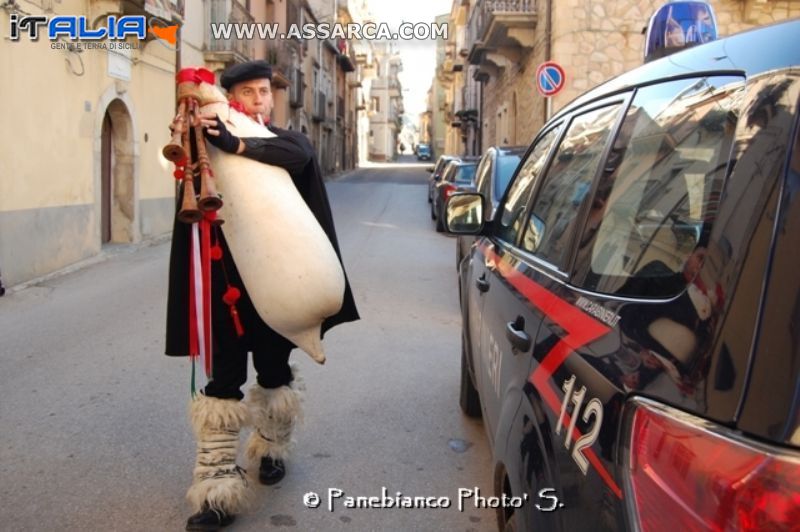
[430,201,436,220]
[435,212,445,232]
[497,474,519,532]
[460,336,482,417]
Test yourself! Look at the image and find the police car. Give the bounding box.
[446,17,800,532]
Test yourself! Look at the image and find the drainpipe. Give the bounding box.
[333,0,339,171]
[544,0,552,123]
[478,78,484,154]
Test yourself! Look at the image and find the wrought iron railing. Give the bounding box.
[206,0,254,59]
[467,0,535,46]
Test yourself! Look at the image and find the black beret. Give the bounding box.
[220,60,272,90]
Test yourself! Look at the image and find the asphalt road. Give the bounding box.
[0,157,495,532]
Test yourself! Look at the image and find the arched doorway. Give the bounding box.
[99,99,136,245]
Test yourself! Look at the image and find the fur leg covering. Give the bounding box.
[186,394,251,514]
[244,367,304,464]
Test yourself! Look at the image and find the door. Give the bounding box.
[513,100,628,531]
[476,125,563,444]
[100,112,113,244]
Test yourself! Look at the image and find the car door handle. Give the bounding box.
[476,274,490,293]
[506,316,531,353]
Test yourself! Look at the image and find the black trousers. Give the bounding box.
[203,240,295,401]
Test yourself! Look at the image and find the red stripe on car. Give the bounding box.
[482,243,623,499]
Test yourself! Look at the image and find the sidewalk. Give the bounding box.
[1,233,171,296]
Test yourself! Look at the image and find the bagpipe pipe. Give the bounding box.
[163,68,345,382]
[164,69,223,224]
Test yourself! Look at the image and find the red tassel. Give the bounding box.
[229,305,244,337]
[210,245,222,261]
[222,285,244,337]
[222,286,240,305]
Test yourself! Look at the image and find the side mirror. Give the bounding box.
[445,193,485,234]
[427,166,435,173]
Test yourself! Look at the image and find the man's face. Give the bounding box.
[228,78,273,118]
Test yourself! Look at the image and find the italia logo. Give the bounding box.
[8,14,179,49]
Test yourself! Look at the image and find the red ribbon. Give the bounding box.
[228,100,271,125]
[176,67,216,85]
[200,218,213,377]
[188,236,198,360]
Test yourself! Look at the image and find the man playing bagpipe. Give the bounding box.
[164,60,359,531]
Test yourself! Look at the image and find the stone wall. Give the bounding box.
[479,0,800,150]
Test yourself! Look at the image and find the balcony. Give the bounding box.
[388,78,402,98]
[204,0,254,66]
[121,0,183,21]
[337,39,356,73]
[467,0,537,67]
[266,40,300,90]
[312,91,327,122]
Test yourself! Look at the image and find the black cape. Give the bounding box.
[165,125,359,357]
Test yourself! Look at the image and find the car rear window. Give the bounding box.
[573,76,744,298]
[495,154,522,199]
[455,164,477,185]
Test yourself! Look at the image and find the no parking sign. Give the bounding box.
[536,61,566,97]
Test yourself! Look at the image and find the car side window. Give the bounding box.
[442,164,454,182]
[520,103,624,269]
[496,126,562,244]
[474,154,491,196]
[478,155,493,199]
[572,76,744,297]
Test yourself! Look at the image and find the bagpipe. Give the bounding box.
[164,68,345,386]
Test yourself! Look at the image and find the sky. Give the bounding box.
[366,0,454,122]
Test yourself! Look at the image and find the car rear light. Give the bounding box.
[444,184,457,199]
[623,399,800,532]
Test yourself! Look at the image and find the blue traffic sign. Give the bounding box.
[536,61,566,97]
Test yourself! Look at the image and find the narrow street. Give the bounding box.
[0,158,495,532]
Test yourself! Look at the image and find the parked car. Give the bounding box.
[427,155,459,204]
[416,144,432,161]
[445,19,800,532]
[456,146,527,269]
[432,159,478,232]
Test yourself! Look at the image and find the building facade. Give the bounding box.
[368,41,405,162]
[0,0,182,287]
[0,0,365,288]
[438,0,800,157]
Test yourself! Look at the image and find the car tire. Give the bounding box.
[430,202,436,220]
[460,337,482,418]
[435,213,445,232]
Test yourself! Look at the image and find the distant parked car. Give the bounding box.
[456,146,527,268]
[416,144,432,161]
[427,155,459,204]
[431,159,478,232]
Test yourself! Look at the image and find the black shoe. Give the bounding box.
[186,506,235,531]
[259,456,286,485]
